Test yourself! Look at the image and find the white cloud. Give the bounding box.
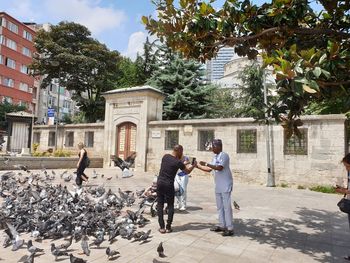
[42,0,126,35]
[8,0,37,21]
[124,31,147,61]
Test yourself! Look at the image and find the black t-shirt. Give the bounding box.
[158,154,186,186]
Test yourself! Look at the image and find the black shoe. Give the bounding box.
[222,230,234,236]
[210,226,225,232]
[344,256,350,261]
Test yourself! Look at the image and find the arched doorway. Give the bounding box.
[116,122,136,160]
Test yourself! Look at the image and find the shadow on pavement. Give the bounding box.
[234,207,349,263]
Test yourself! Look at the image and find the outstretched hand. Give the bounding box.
[199,161,206,166]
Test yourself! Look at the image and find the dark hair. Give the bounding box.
[343,153,350,164]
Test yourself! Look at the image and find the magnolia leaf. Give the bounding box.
[302,84,317,94]
[313,67,321,78]
[318,53,327,64]
[141,16,149,25]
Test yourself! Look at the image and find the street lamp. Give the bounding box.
[50,61,60,150]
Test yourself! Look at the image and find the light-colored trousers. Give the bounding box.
[175,174,189,208]
[215,191,233,230]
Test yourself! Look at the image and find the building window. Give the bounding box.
[19,83,29,92]
[23,30,32,41]
[22,47,31,57]
[85,131,94,147]
[20,65,28,74]
[5,58,16,69]
[2,96,12,103]
[5,38,17,50]
[18,101,27,107]
[7,21,18,34]
[33,132,40,144]
[65,132,74,147]
[48,131,55,147]
[3,77,14,87]
[0,35,5,45]
[165,130,179,150]
[284,128,308,155]
[237,129,257,153]
[198,130,214,151]
[0,55,3,64]
[0,17,6,27]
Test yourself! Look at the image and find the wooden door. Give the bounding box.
[117,122,136,160]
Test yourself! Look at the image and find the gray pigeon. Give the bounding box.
[69,254,86,263]
[27,240,44,254]
[106,246,120,259]
[58,236,73,250]
[157,242,165,258]
[18,253,34,263]
[51,243,69,261]
[81,235,90,256]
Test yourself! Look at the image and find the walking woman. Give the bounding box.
[76,142,89,187]
[335,153,350,260]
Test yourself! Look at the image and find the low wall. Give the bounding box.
[0,156,103,170]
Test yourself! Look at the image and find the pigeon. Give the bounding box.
[106,247,120,259]
[135,229,151,243]
[81,235,90,256]
[106,176,112,180]
[157,242,165,258]
[69,254,86,263]
[51,243,69,261]
[233,201,240,210]
[13,164,29,172]
[92,169,98,178]
[58,236,73,250]
[18,253,34,263]
[27,240,44,254]
[90,234,104,248]
[4,157,9,165]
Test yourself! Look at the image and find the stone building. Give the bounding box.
[33,86,349,186]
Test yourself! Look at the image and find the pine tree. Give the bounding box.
[148,45,214,120]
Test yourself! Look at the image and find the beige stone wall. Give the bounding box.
[146,115,347,186]
[33,123,104,157]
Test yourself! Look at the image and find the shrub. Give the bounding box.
[280,183,289,188]
[297,185,306,190]
[32,143,39,152]
[53,149,72,157]
[309,185,336,194]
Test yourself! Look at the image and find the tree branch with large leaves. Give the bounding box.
[143,0,350,131]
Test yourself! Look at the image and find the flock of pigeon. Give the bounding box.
[0,166,166,262]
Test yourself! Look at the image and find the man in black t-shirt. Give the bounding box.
[157,145,197,233]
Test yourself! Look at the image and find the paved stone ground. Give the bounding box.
[1,167,350,263]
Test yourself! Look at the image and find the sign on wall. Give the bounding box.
[151,130,161,138]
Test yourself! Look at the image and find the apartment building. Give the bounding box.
[0,12,38,113]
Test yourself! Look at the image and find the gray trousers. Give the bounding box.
[215,192,234,230]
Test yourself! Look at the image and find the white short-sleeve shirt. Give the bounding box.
[210,151,233,193]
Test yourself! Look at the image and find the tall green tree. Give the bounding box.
[237,63,266,119]
[143,0,350,130]
[134,37,160,85]
[115,57,139,88]
[148,45,215,120]
[30,22,121,122]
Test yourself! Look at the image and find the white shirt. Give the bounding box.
[210,151,233,193]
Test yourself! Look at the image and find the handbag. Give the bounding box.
[337,171,350,214]
[337,196,350,214]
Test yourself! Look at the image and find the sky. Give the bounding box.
[0,0,321,60]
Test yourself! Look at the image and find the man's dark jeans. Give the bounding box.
[157,183,175,229]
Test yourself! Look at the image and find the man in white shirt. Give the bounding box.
[197,139,234,236]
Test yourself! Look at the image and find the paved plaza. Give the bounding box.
[1,168,350,263]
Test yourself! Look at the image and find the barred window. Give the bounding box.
[165,130,179,150]
[65,131,74,147]
[237,129,257,153]
[198,130,214,151]
[48,131,55,147]
[33,132,40,144]
[85,131,94,147]
[284,128,308,155]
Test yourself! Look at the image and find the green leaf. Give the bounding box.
[318,53,327,64]
[313,67,321,78]
[321,69,331,78]
[200,3,208,15]
[141,16,149,25]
